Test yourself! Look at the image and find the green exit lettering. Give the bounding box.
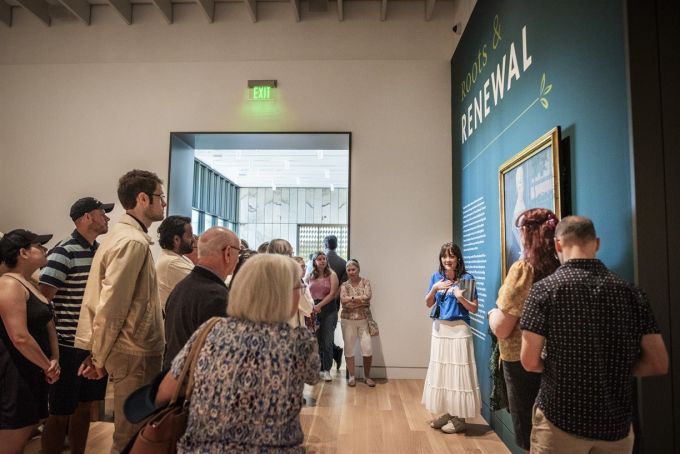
[252,86,271,100]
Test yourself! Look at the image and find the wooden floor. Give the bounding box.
[27,374,509,454]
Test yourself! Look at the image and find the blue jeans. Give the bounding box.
[316,307,338,372]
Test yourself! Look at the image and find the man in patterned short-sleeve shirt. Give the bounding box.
[520,216,668,454]
[39,197,113,454]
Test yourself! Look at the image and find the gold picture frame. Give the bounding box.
[499,127,561,280]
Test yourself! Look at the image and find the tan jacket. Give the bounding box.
[75,214,164,368]
[156,249,193,311]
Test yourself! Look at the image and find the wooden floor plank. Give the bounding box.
[27,376,509,453]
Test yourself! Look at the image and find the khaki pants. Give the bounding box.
[530,406,634,454]
[106,351,162,454]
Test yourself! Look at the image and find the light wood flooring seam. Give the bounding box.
[27,377,509,453]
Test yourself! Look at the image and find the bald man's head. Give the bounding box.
[198,227,239,259]
[197,227,241,279]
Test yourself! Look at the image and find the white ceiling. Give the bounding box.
[195,149,349,188]
[0,0,456,28]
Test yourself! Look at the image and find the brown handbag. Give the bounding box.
[366,308,379,337]
[128,317,220,454]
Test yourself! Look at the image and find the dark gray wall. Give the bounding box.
[627,0,679,452]
[168,134,195,217]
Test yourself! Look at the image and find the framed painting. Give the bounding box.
[499,127,562,280]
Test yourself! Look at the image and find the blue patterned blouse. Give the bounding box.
[171,317,320,453]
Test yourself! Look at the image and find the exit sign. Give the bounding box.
[247,79,277,101]
[251,86,272,100]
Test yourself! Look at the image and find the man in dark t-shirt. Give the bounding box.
[324,235,347,370]
[520,216,668,453]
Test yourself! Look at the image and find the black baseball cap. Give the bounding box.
[69,197,115,221]
[0,229,53,260]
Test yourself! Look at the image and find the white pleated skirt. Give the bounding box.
[421,319,481,419]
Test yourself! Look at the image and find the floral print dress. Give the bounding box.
[170,317,320,453]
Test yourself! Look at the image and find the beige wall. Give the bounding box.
[0,1,468,377]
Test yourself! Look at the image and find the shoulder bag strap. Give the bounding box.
[169,317,221,405]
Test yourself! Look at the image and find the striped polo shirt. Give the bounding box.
[39,230,98,347]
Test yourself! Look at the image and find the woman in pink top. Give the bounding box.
[305,251,339,382]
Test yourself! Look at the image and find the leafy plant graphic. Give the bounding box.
[539,73,552,109]
[463,72,555,169]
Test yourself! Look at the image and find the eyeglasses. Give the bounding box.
[148,193,166,202]
[222,244,241,254]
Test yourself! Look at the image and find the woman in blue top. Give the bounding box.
[422,242,481,434]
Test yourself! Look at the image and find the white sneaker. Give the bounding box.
[323,371,332,382]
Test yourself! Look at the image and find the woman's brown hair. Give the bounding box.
[438,242,466,279]
[515,208,560,281]
[310,251,331,279]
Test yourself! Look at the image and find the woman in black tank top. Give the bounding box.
[0,229,59,453]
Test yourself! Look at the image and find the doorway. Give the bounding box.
[167,132,351,258]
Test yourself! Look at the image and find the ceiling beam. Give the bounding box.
[15,0,50,26]
[57,0,90,24]
[308,0,327,13]
[196,0,214,22]
[290,0,300,21]
[151,0,172,24]
[336,0,343,21]
[108,0,132,24]
[380,0,387,21]
[0,2,11,26]
[244,0,256,23]
[425,0,435,20]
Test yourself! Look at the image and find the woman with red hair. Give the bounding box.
[489,208,560,451]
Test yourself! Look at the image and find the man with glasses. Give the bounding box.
[39,197,113,454]
[163,226,240,370]
[75,169,166,454]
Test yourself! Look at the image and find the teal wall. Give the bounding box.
[451,1,632,451]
